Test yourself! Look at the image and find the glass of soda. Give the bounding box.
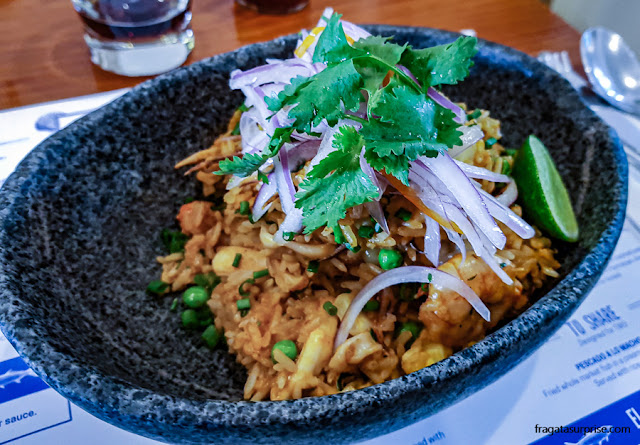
[71,0,194,77]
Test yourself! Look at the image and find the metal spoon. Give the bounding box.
[581,27,640,116]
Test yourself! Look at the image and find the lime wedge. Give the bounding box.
[511,135,579,242]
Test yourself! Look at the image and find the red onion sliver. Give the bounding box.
[427,87,465,124]
[273,147,304,241]
[448,126,484,158]
[252,173,277,221]
[454,159,511,183]
[495,180,518,207]
[475,185,534,239]
[365,201,389,234]
[334,266,490,349]
[443,226,467,265]
[418,154,506,250]
[423,214,441,267]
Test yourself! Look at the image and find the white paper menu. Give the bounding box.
[1,93,640,445]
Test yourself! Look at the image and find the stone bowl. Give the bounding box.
[0,26,627,445]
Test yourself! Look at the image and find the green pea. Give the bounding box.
[271,340,298,363]
[202,325,221,349]
[363,300,380,312]
[182,286,209,309]
[396,321,421,340]
[181,309,200,329]
[379,249,403,270]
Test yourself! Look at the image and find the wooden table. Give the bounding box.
[0,0,580,110]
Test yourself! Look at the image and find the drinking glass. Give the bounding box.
[71,0,194,77]
[235,0,308,15]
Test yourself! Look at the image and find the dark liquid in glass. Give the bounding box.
[75,0,192,41]
[236,0,308,15]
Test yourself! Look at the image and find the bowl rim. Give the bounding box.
[0,23,628,434]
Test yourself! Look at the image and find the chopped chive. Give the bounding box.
[395,208,412,222]
[504,148,518,157]
[253,269,269,279]
[237,201,250,215]
[170,298,178,312]
[202,325,221,348]
[358,225,375,239]
[238,278,254,297]
[427,273,433,282]
[500,263,507,268]
[485,137,498,148]
[468,109,482,120]
[238,103,250,112]
[421,283,429,292]
[232,253,242,268]
[237,298,251,311]
[501,160,512,176]
[257,171,269,184]
[231,122,241,135]
[363,300,380,312]
[307,260,319,273]
[147,280,169,295]
[283,231,296,241]
[323,301,338,316]
[184,196,195,204]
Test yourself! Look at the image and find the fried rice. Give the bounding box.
[155,107,560,401]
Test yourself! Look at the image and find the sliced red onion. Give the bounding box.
[229,59,322,90]
[475,185,534,239]
[442,203,513,285]
[287,140,321,169]
[423,214,441,267]
[448,126,484,158]
[427,87,465,124]
[365,201,389,234]
[417,154,505,250]
[239,109,270,154]
[273,147,303,242]
[307,126,338,170]
[454,159,511,183]
[252,173,277,221]
[334,266,490,349]
[495,181,518,207]
[443,227,467,265]
[340,20,372,41]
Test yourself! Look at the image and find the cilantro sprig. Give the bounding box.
[218,12,477,238]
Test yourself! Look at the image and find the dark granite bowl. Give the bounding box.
[0,26,627,445]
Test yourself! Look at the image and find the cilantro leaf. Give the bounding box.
[364,150,410,185]
[351,35,408,97]
[266,61,364,133]
[313,13,363,64]
[295,126,379,233]
[217,127,294,177]
[400,36,477,87]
